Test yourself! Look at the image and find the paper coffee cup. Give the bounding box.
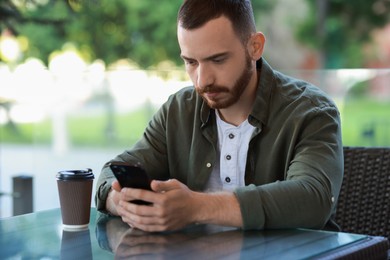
[56,169,94,230]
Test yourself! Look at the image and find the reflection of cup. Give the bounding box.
[61,229,93,260]
[56,169,94,230]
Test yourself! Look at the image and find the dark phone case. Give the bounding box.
[109,162,152,205]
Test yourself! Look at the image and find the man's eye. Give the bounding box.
[213,58,225,64]
[185,60,197,66]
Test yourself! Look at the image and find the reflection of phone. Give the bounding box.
[109,162,152,205]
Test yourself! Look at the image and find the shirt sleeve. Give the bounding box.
[234,105,343,230]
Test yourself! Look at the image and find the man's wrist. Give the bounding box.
[106,188,118,216]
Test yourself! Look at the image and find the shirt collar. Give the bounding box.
[200,57,275,128]
[248,58,275,128]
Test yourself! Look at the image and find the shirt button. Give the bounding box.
[225,177,231,183]
[225,155,231,160]
[228,133,235,139]
[331,196,335,203]
[206,163,212,168]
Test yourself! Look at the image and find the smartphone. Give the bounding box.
[109,162,152,205]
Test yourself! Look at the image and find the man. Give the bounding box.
[95,0,343,232]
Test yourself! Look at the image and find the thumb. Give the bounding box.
[151,179,180,193]
[111,180,122,191]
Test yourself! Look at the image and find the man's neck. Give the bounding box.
[218,70,259,126]
[217,106,251,126]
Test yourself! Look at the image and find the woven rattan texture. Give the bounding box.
[335,146,390,240]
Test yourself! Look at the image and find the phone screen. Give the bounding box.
[109,162,152,205]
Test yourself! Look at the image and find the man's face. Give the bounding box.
[178,16,254,109]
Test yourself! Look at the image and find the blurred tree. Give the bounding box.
[0,0,73,64]
[297,0,390,68]
[1,0,273,68]
[0,0,182,67]
[66,0,183,68]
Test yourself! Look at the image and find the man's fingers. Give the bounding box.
[151,179,181,193]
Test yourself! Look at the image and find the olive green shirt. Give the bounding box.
[95,58,343,230]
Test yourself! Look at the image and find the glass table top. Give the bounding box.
[0,208,385,260]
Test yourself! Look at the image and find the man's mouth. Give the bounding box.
[199,85,227,95]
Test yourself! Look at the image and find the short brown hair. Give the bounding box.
[178,0,256,44]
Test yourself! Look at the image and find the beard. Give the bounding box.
[196,53,253,109]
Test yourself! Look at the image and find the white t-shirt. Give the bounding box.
[204,110,256,192]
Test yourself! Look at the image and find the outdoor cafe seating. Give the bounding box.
[336,146,390,258]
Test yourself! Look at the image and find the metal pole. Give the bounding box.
[12,175,33,216]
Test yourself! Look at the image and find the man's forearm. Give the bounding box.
[193,191,243,228]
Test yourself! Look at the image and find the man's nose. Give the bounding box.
[196,64,214,89]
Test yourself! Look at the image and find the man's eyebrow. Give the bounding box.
[181,52,230,62]
[180,54,193,61]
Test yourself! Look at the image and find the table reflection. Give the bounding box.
[61,228,93,260]
[0,209,386,260]
[95,211,388,260]
[95,213,245,259]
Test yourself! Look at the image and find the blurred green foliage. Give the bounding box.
[342,98,390,147]
[0,0,273,68]
[346,81,369,98]
[2,1,390,68]
[297,0,390,68]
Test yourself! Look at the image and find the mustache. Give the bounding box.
[197,85,229,94]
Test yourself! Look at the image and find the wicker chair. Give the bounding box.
[335,146,390,241]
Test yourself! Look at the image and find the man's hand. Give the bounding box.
[116,179,198,231]
[112,179,243,232]
[105,180,122,216]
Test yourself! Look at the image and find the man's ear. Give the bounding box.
[247,32,266,60]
